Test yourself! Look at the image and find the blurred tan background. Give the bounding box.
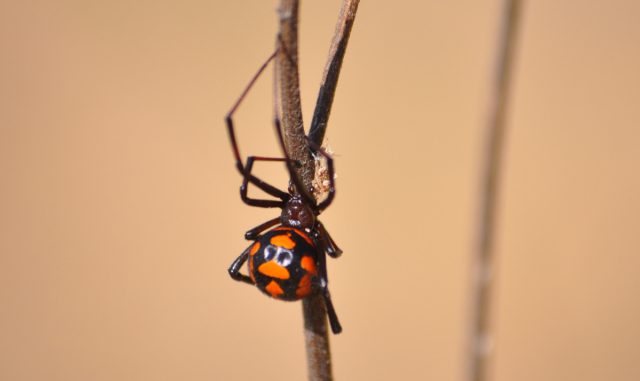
[1,1,639,380]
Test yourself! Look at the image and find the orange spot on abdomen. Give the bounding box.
[300,256,317,275]
[265,280,284,298]
[249,242,260,256]
[258,261,290,280]
[296,274,313,298]
[248,257,256,283]
[270,233,296,249]
[274,227,314,246]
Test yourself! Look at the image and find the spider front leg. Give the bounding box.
[273,118,318,207]
[239,156,300,208]
[227,115,289,206]
[225,49,290,206]
[228,246,254,285]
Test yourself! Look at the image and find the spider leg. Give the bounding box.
[225,49,289,202]
[244,217,280,241]
[239,156,300,209]
[316,247,342,334]
[273,118,318,207]
[271,41,323,207]
[316,221,343,258]
[228,246,254,285]
[323,292,342,335]
[306,138,336,212]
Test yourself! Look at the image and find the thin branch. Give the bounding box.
[309,0,360,146]
[277,1,333,380]
[467,1,523,381]
[277,0,314,194]
[276,1,359,380]
[301,295,333,381]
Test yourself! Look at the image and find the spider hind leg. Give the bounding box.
[228,247,254,285]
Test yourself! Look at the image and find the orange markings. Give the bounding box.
[292,229,314,246]
[296,274,312,298]
[274,227,314,246]
[270,234,296,249]
[265,280,284,297]
[249,242,260,256]
[300,256,317,275]
[258,261,290,280]
[248,257,256,283]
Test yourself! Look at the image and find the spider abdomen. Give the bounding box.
[247,227,319,301]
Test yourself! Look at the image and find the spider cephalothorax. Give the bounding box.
[281,194,316,230]
[225,50,342,334]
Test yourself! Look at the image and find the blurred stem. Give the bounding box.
[276,1,359,380]
[467,1,522,381]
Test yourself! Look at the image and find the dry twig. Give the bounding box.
[275,1,359,380]
[309,0,360,146]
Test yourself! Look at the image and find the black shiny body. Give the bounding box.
[249,228,318,301]
[225,50,343,334]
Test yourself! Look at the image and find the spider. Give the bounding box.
[224,49,343,334]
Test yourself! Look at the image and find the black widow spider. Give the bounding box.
[225,49,343,334]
